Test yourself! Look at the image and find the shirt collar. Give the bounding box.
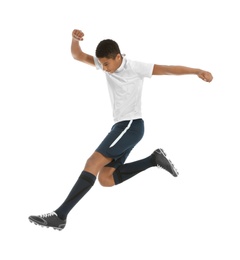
[115,54,126,73]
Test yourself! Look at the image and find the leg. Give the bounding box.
[54,151,112,219]
[29,152,112,230]
[98,149,179,187]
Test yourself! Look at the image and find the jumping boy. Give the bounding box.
[29,29,213,230]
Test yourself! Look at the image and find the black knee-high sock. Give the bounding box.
[55,171,96,220]
[113,155,155,185]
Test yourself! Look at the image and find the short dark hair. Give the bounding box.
[95,39,121,59]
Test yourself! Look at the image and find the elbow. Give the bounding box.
[72,54,79,60]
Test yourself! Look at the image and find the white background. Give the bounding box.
[1,0,239,259]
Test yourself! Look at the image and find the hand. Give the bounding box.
[72,29,84,41]
[198,70,213,82]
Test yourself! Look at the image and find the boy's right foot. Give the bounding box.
[29,212,66,230]
[152,148,179,177]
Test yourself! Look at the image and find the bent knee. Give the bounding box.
[98,173,115,187]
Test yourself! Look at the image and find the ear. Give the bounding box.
[116,53,122,60]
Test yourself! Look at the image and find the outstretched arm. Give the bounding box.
[152,65,213,82]
[71,29,95,66]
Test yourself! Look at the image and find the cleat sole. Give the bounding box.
[169,160,179,177]
[29,219,64,231]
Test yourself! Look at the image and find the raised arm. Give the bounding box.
[71,29,95,66]
[152,64,213,82]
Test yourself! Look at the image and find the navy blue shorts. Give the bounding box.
[96,119,144,168]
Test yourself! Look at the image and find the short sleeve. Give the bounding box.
[130,61,154,78]
[93,56,102,70]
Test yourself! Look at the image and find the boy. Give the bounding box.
[29,29,213,230]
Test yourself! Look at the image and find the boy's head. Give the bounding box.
[96,39,120,59]
[95,39,122,73]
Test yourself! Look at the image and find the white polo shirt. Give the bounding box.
[94,56,154,123]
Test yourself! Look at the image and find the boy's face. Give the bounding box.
[98,54,122,73]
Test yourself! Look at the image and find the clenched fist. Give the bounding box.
[72,29,84,41]
[197,70,213,83]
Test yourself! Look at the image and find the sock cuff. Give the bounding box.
[113,169,122,185]
[80,171,96,185]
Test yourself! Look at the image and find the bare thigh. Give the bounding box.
[84,151,112,176]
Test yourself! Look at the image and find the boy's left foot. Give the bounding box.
[152,148,179,177]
